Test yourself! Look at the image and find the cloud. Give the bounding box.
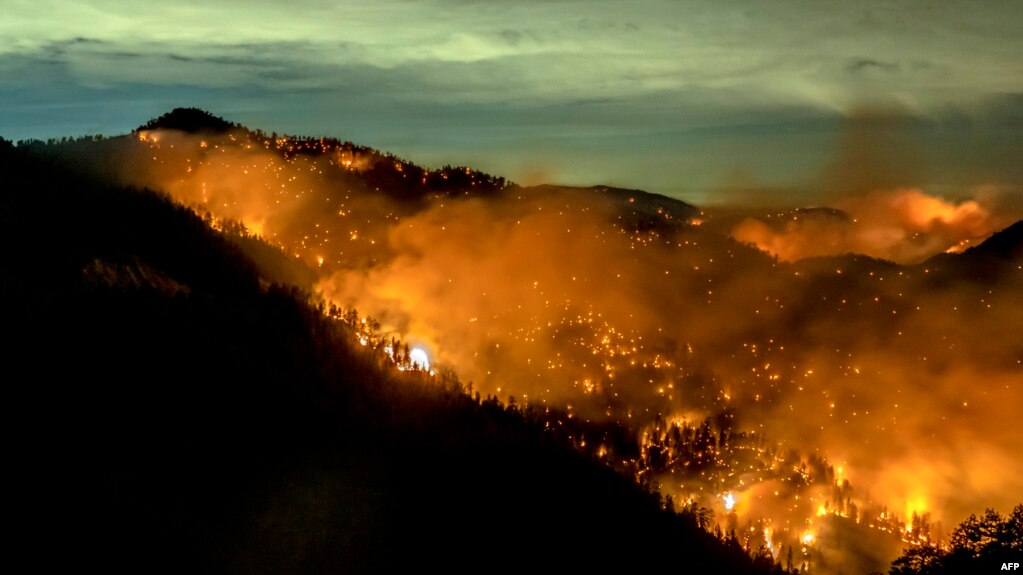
[3,1,1021,108]
[3,1,1023,202]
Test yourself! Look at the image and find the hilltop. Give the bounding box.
[138,107,238,134]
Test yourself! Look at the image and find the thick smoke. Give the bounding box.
[730,187,1013,263]
[109,124,1022,573]
[730,107,1023,263]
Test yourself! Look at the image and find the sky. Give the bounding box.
[2,0,1022,203]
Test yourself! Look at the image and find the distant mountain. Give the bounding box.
[516,183,702,232]
[761,207,851,229]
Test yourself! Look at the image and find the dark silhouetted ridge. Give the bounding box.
[759,207,851,231]
[919,220,1023,283]
[138,107,236,134]
[968,219,1023,260]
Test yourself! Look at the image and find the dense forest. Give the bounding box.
[0,137,781,572]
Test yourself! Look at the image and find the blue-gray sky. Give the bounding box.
[2,0,1021,202]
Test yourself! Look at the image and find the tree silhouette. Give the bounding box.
[889,505,1023,574]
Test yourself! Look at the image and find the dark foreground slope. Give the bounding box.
[0,141,776,574]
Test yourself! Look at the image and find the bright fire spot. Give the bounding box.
[244,220,264,237]
[723,493,736,511]
[802,532,815,545]
[409,347,430,370]
[904,495,929,520]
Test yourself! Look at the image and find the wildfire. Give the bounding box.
[110,122,1021,572]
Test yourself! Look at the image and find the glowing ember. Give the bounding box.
[723,493,736,511]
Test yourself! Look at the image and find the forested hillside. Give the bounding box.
[1,139,779,573]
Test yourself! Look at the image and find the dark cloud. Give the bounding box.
[498,29,523,45]
[2,1,1022,200]
[847,58,900,73]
